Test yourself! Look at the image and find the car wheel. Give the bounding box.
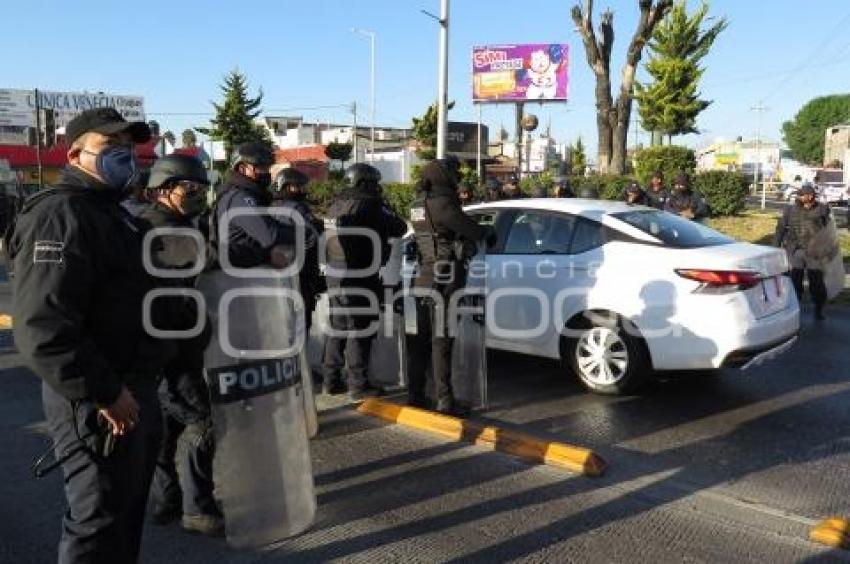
[564,314,649,395]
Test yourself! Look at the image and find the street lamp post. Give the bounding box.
[352,28,376,161]
[421,1,450,159]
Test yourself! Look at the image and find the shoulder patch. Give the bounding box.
[34,241,65,264]
[410,207,426,222]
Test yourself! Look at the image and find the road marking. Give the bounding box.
[357,398,606,477]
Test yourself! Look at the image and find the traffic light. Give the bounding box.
[44,109,56,148]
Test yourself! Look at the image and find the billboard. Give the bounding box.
[472,44,568,102]
[0,89,145,129]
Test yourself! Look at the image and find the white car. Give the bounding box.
[422,199,800,395]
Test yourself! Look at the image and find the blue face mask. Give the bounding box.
[92,146,138,191]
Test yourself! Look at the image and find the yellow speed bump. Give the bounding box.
[0,315,12,329]
[357,398,606,477]
[810,517,850,549]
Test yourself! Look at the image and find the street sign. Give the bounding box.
[0,88,145,130]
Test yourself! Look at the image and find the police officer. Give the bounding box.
[646,170,670,210]
[552,175,575,198]
[502,174,524,199]
[11,108,175,563]
[322,163,407,399]
[624,181,650,206]
[666,173,709,221]
[408,157,495,415]
[775,183,831,320]
[272,167,325,334]
[211,141,295,269]
[127,155,223,536]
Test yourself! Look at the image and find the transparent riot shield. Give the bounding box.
[197,270,316,548]
[451,246,488,411]
[368,305,407,389]
[306,293,329,374]
[291,276,318,438]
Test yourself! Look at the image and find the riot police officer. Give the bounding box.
[645,170,670,210]
[624,181,650,206]
[322,163,407,399]
[552,175,575,198]
[272,167,325,334]
[128,154,223,536]
[666,173,709,221]
[211,142,295,269]
[775,183,832,320]
[11,108,175,562]
[457,182,475,206]
[484,177,503,202]
[408,157,495,415]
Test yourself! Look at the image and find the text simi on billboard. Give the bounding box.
[472,44,569,103]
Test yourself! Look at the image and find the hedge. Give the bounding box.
[633,146,696,186]
[572,175,633,200]
[693,171,749,217]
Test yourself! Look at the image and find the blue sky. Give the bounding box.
[5,0,850,160]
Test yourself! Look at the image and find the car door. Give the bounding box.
[486,210,609,358]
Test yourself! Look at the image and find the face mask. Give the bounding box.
[180,191,207,217]
[94,146,138,191]
[254,172,272,190]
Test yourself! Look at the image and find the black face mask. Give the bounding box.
[254,172,272,190]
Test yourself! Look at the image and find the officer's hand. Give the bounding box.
[98,386,140,436]
[270,245,292,269]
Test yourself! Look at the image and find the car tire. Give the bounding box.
[563,313,649,395]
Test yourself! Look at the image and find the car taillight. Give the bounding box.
[676,269,761,290]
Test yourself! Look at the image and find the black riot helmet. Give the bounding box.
[147,154,209,189]
[230,141,275,171]
[273,167,308,191]
[344,163,381,190]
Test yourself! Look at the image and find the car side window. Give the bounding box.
[503,211,576,255]
[570,218,606,254]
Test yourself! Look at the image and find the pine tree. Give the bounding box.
[635,1,727,143]
[411,101,455,160]
[162,131,176,148]
[196,69,273,162]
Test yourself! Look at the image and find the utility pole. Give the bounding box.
[34,89,43,189]
[351,101,358,164]
[436,0,449,159]
[515,102,523,178]
[751,100,769,209]
[476,103,482,184]
[351,28,376,160]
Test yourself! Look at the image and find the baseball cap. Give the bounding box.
[65,107,151,145]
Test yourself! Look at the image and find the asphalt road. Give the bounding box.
[2,264,850,562]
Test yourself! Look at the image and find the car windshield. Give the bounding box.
[611,209,734,248]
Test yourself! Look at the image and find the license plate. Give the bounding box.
[761,276,782,302]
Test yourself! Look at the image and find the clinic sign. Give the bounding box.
[0,88,145,129]
[472,44,569,102]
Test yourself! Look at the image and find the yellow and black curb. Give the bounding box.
[357,398,606,477]
[810,517,850,549]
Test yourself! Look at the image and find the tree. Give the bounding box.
[196,69,273,163]
[571,0,673,174]
[181,129,198,148]
[324,141,353,170]
[572,137,587,175]
[635,1,727,144]
[162,130,176,148]
[782,94,850,165]
[411,101,455,160]
[458,161,479,188]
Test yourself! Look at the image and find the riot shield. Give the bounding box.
[197,270,315,548]
[291,277,318,438]
[451,247,488,411]
[368,306,407,389]
[306,293,329,374]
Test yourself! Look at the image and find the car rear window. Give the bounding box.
[611,210,734,248]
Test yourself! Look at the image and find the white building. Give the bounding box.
[696,138,781,179]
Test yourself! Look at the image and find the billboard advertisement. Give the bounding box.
[0,89,145,129]
[472,44,568,102]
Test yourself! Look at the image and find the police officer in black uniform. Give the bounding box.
[666,173,709,221]
[484,177,503,202]
[272,167,325,334]
[11,108,175,563]
[408,157,495,415]
[552,175,575,198]
[645,170,670,210]
[322,163,407,400]
[127,154,223,536]
[212,142,295,269]
[624,181,650,206]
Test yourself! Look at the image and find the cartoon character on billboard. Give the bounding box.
[525,45,565,100]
